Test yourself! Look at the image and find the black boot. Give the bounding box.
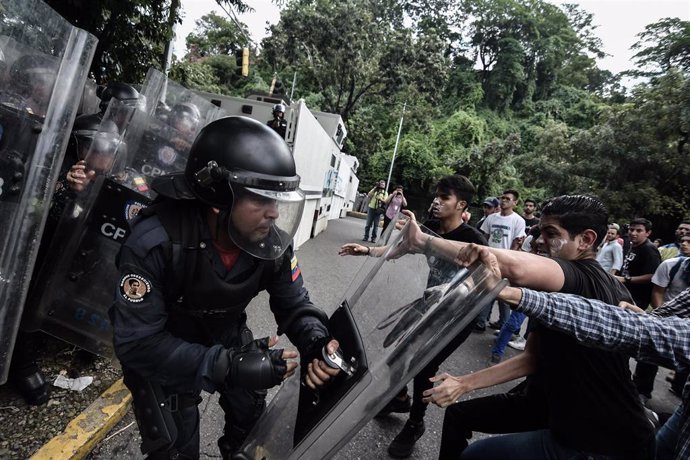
[12,362,50,405]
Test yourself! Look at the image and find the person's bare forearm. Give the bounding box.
[457,349,537,392]
[423,236,565,291]
[498,286,523,305]
[651,286,664,309]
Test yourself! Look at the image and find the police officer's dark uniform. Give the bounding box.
[109,116,333,459]
[266,103,287,138]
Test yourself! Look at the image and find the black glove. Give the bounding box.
[213,337,288,390]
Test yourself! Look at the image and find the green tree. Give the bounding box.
[43,0,249,83]
[261,0,448,121]
[629,18,690,76]
[184,11,249,59]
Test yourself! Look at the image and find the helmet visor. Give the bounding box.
[227,184,305,260]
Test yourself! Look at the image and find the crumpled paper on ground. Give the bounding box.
[53,374,93,392]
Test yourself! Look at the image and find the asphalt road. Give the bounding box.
[88,216,681,460]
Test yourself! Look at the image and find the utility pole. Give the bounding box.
[385,102,406,192]
[289,71,297,101]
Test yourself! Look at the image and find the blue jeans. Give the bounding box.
[461,428,652,460]
[476,301,512,329]
[492,310,526,356]
[364,208,382,240]
[656,403,683,460]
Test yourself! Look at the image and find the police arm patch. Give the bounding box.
[119,274,151,302]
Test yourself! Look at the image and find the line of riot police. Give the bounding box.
[0,0,225,406]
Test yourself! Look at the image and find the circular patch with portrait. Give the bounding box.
[119,273,151,303]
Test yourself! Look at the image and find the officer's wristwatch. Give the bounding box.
[624,274,632,283]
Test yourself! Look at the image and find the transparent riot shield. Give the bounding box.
[236,222,506,459]
[25,74,227,358]
[0,0,97,383]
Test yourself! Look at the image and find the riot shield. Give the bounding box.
[236,222,506,459]
[24,74,226,358]
[0,0,97,384]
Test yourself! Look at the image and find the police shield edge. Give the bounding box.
[0,0,97,384]
[25,70,227,358]
[236,223,506,459]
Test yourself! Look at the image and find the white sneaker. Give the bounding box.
[507,337,526,351]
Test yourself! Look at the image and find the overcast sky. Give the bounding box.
[175,0,690,75]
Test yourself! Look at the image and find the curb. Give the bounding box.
[30,378,132,460]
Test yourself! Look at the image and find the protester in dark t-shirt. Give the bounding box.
[340,175,487,458]
[414,196,654,460]
[533,258,650,456]
[618,219,661,308]
[523,198,540,233]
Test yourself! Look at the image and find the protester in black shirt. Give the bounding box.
[340,175,486,458]
[523,198,540,232]
[616,217,661,309]
[404,195,654,460]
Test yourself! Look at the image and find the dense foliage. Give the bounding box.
[49,0,690,239]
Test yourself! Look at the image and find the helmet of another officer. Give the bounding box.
[184,116,304,259]
[70,114,121,174]
[272,103,285,117]
[10,54,58,115]
[168,102,201,138]
[97,82,145,114]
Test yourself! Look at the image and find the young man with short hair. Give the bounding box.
[477,189,526,330]
[597,224,624,274]
[408,195,654,460]
[492,281,690,460]
[616,217,661,310]
[340,175,486,458]
[620,219,662,404]
[659,220,690,261]
[522,198,539,232]
[475,197,499,230]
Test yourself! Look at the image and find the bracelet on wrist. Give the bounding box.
[366,246,371,256]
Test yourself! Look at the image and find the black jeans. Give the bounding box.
[633,360,658,398]
[438,381,548,460]
[409,321,475,422]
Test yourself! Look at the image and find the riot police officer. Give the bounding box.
[63,114,121,193]
[168,102,201,140]
[266,103,287,138]
[12,114,121,406]
[95,81,146,131]
[109,116,339,459]
[2,53,57,117]
[97,81,145,114]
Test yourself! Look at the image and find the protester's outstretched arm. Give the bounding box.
[500,287,690,369]
[422,333,539,408]
[418,236,565,291]
[339,242,386,258]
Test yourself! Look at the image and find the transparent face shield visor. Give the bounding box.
[227,183,306,260]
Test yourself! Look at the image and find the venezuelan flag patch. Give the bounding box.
[290,254,301,282]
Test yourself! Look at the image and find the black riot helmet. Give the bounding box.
[168,102,201,137]
[184,116,304,259]
[10,54,58,114]
[68,113,120,160]
[272,103,285,118]
[68,114,121,174]
[97,82,145,114]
